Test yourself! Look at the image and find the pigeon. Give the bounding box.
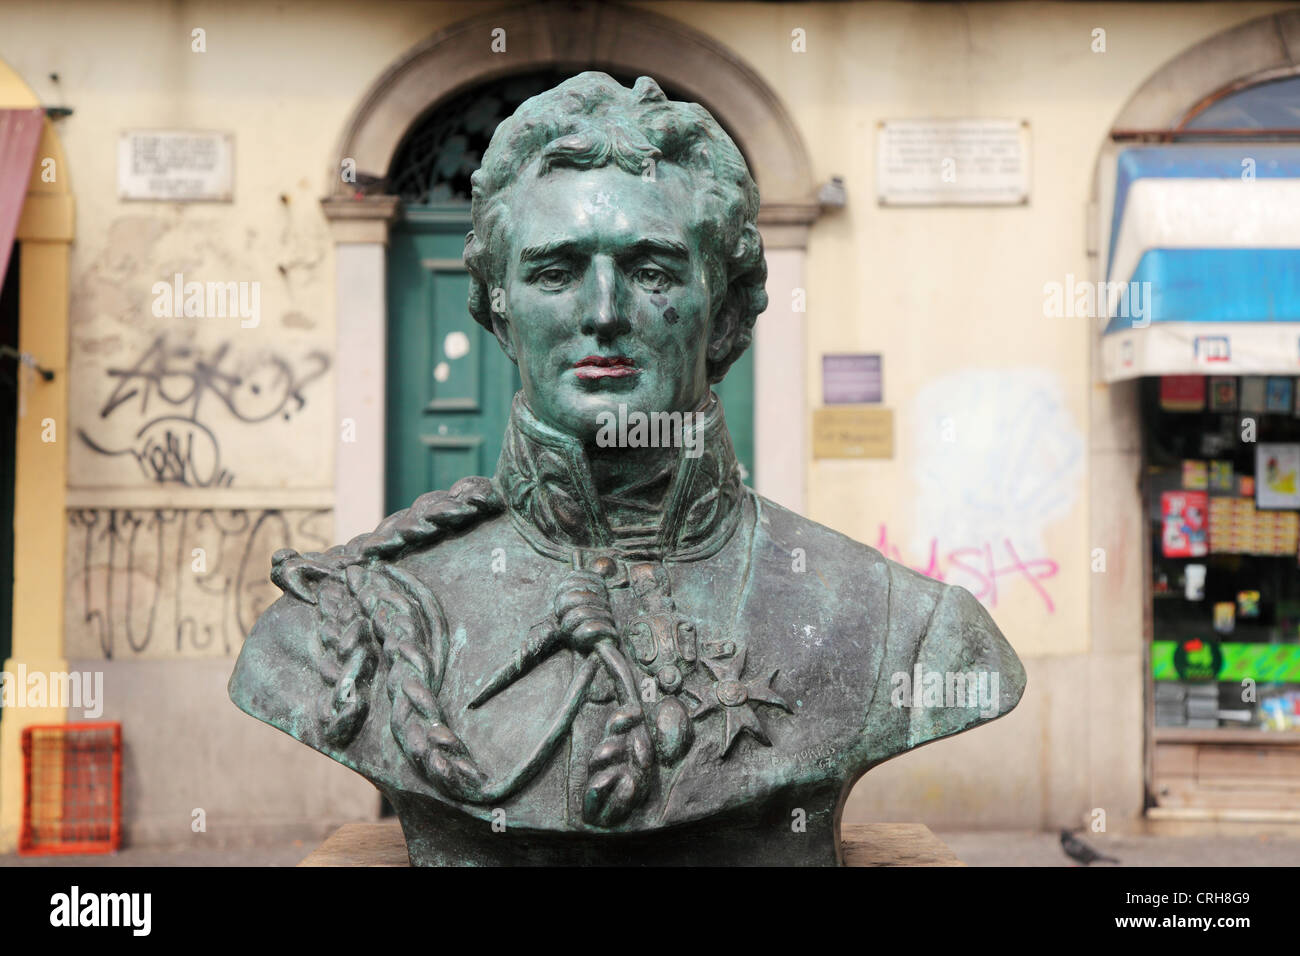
[349,172,389,199]
[1060,829,1119,865]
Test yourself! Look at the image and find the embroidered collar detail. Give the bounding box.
[495,392,746,563]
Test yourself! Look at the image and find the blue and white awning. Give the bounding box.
[1100,146,1300,382]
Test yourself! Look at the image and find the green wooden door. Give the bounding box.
[385,205,756,511]
[386,207,521,512]
[714,345,754,486]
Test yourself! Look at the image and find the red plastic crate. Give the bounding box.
[19,722,121,856]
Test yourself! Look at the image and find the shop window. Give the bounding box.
[1143,375,1300,735]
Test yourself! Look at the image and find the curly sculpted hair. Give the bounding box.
[463,71,767,384]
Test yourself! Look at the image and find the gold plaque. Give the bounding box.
[812,407,894,459]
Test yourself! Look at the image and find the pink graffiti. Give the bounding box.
[875,524,1059,613]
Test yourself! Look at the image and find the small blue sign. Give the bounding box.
[823,354,883,404]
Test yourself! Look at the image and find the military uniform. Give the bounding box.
[229,395,1025,865]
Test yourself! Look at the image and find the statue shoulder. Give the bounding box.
[228,476,507,754]
[752,492,890,567]
[336,476,506,563]
[744,501,1026,759]
[891,565,1027,748]
[750,495,900,617]
[228,589,325,742]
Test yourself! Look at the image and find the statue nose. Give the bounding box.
[580,259,630,340]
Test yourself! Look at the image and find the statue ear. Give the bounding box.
[465,234,516,362]
[706,285,740,367]
[490,311,518,364]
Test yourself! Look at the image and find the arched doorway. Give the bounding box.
[321,0,817,543]
[1088,9,1300,824]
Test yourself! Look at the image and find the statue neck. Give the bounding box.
[585,441,679,530]
[495,392,745,562]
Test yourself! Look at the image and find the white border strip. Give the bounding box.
[1103,321,1300,382]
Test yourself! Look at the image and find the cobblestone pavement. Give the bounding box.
[1,830,1298,866]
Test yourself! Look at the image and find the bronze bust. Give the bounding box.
[229,72,1026,865]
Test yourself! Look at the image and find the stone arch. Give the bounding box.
[329,0,815,218]
[1109,9,1300,134]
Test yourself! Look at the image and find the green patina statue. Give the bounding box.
[229,72,1026,866]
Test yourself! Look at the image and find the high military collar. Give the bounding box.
[495,391,746,563]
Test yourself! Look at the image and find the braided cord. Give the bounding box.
[269,476,503,755]
[265,473,658,820]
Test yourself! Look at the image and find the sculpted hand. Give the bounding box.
[553,569,619,653]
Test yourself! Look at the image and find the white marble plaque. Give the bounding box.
[118,130,234,201]
[877,120,1029,205]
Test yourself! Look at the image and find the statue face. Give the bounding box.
[497,163,716,444]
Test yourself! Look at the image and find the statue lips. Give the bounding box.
[573,355,639,382]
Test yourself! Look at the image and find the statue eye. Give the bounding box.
[534,267,572,289]
[632,267,672,291]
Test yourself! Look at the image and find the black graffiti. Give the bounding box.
[80,416,231,487]
[77,336,330,486]
[70,508,332,659]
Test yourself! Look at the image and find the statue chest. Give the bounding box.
[372,509,884,843]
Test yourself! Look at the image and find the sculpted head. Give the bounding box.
[464,72,767,443]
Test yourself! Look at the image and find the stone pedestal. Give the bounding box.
[299,821,965,867]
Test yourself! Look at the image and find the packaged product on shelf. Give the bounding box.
[1162,491,1209,558]
[1209,376,1238,412]
[1209,460,1234,492]
[1182,460,1208,490]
